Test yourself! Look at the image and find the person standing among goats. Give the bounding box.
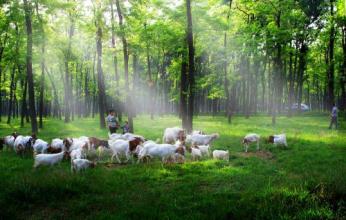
[329,103,338,129]
[106,109,119,134]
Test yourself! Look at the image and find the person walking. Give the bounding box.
[329,103,338,129]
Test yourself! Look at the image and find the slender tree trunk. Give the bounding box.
[180,52,188,127]
[288,49,294,117]
[23,0,38,133]
[7,65,16,124]
[20,77,28,127]
[116,0,133,132]
[110,0,120,115]
[340,24,346,110]
[297,42,308,114]
[96,26,106,128]
[186,0,195,133]
[327,0,335,109]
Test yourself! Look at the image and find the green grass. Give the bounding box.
[0,115,345,219]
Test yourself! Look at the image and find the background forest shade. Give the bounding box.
[0,0,345,132]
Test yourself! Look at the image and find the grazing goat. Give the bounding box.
[242,133,260,152]
[163,127,186,144]
[70,146,88,162]
[108,139,132,163]
[33,139,49,155]
[88,137,109,149]
[48,138,64,153]
[33,151,67,168]
[14,135,34,156]
[138,141,185,163]
[0,132,18,150]
[268,134,288,147]
[194,145,211,157]
[190,147,202,161]
[71,159,96,172]
[108,137,143,163]
[63,137,89,152]
[186,133,219,146]
[213,150,229,161]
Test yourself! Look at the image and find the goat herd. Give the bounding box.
[0,127,288,172]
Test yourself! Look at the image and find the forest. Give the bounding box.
[0,0,345,132]
[0,0,346,219]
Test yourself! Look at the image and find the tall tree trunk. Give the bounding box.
[23,0,38,133]
[7,65,16,124]
[340,24,346,111]
[116,0,133,132]
[224,32,231,122]
[20,77,28,127]
[110,0,120,115]
[96,26,106,128]
[327,0,335,109]
[180,52,188,128]
[287,48,294,117]
[186,0,195,133]
[297,42,308,114]
[272,11,282,125]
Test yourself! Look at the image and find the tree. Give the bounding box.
[115,0,133,133]
[94,2,106,128]
[23,0,38,133]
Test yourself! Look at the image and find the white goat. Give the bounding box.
[268,134,288,147]
[195,145,211,157]
[63,137,89,152]
[71,159,96,172]
[108,139,132,163]
[242,133,260,152]
[213,150,229,161]
[70,147,87,162]
[33,139,49,155]
[163,127,185,144]
[138,141,185,163]
[190,147,202,161]
[1,135,16,150]
[33,151,65,168]
[186,133,219,146]
[13,135,33,155]
[51,138,64,150]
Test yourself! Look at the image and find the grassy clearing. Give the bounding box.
[0,115,345,219]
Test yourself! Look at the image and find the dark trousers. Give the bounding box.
[329,116,338,129]
[109,127,117,134]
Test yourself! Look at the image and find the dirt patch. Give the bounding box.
[237,150,275,160]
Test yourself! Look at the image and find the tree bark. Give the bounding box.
[23,0,38,133]
[180,52,188,128]
[327,0,335,109]
[116,0,133,132]
[186,0,195,133]
[7,65,16,124]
